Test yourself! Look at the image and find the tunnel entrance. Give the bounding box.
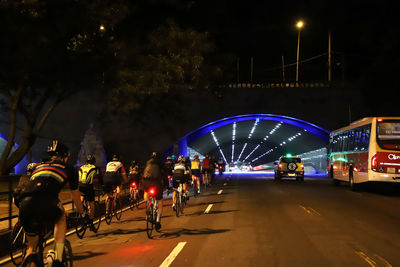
[167,114,330,174]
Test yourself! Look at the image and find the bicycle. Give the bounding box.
[173,182,185,217]
[74,196,101,239]
[9,220,27,266]
[128,181,140,210]
[145,187,160,239]
[21,226,73,267]
[202,170,211,191]
[105,187,122,225]
[192,175,200,197]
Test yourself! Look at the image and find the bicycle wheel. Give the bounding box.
[114,196,122,221]
[154,202,160,233]
[93,201,101,232]
[105,197,112,225]
[75,214,86,239]
[179,193,184,214]
[21,253,41,267]
[174,192,180,217]
[10,221,27,266]
[146,202,154,238]
[193,183,198,197]
[63,239,73,267]
[129,190,135,210]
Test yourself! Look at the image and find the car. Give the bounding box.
[274,155,304,181]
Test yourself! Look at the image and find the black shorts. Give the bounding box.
[103,172,122,194]
[19,195,63,236]
[172,179,187,189]
[79,184,95,202]
[141,179,163,200]
[192,169,201,177]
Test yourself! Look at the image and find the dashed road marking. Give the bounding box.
[160,242,187,267]
[299,205,320,216]
[204,204,213,214]
[356,251,377,267]
[217,190,223,195]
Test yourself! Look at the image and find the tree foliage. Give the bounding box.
[107,20,222,119]
[0,0,126,174]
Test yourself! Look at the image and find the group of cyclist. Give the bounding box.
[14,139,226,266]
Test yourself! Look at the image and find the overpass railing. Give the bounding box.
[222,81,331,89]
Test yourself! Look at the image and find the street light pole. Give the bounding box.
[296,20,304,82]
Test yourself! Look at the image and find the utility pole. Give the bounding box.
[236,57,240,83]
[250,57,254,83]
[328,32,332,81]
[282,55,285,81]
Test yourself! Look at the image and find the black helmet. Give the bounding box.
[130,160,137,166]
[112,154,119,161]
[86,154,96,164]
[46,140,69,157]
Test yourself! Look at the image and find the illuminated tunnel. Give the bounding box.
[167,114,330,172]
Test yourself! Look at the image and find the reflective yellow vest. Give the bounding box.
[78,164,99,184]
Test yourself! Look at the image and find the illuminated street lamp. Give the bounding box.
[99,24,106,32]
[296,20,304,82]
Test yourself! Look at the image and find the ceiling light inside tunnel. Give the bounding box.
[248,119,259,139]
[211,130,227,162]
[232,122,236,162]
[237,143,247,161]
[251,149,274,162]
[269,123,282,135]
[244,144,260,161]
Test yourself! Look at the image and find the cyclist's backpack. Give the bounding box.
[79,164,98,184]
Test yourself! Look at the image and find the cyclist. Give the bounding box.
[128,160,142,200]
[191,155,201,193]
[18,140,85,266]
[201,155,212,186]
[103,154,129,214]
[172,155,189,210]
[217,157,225,175]
[164,156,174,193]
[78,154,100,228]
[141,152,164,230]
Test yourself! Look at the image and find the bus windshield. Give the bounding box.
[377,121,400,150]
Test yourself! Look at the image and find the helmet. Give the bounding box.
[151,152,158,158]
[194,155,199,159]
[112,154,120,161]
[205,154,209,158]
[46,140,69,157]
[178,155,185,162]
[166,156,172,160]
[130,160,137,166]
[86,154,96,164]
[26,163,37,173]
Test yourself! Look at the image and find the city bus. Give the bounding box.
[328,117,400,190]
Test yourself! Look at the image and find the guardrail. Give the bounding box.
[0,175,16,230]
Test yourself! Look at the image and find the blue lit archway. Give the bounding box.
[167,114,330,170]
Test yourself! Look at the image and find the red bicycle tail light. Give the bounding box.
[149,188,156,196]
[278,163,283,169]
[131,182,136,187]
[377,118,383,122]
[371,154,378,171]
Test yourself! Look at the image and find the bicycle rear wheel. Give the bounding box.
[105,197,112,225]
[93,201,101,232]
[10,221,27,266]
[146,202,154,238]
[129,191,135,210]
[114,197,122,220]
[63,239,73,267]
[179,193,184,214]
[174,193,180,217]
[75,215,86,239]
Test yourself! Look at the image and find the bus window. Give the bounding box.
[348,131,355,151]
[354,129,361,151]
[377,120,400,150]
[360,124,371,151]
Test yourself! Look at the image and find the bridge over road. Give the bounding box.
[1,173,399,267]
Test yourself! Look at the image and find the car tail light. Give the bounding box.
[377,118,383,122]
[300,164,304,169]
[371,154,378,171]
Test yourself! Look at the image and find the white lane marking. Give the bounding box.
[159,242,187,267]
[217,190,223,195]
[204,204,213,214]
[355,251,377,267]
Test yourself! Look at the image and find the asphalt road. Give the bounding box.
[2,173,400,267]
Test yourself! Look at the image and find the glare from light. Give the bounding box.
[296,20,304,29]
